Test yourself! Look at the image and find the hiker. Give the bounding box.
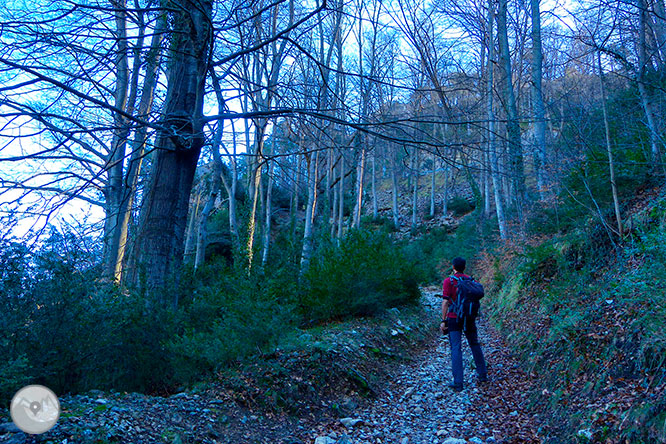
[440,256,488,391]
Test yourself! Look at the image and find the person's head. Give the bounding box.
[452,257,466,273]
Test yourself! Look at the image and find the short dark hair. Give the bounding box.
[452,257,466,272]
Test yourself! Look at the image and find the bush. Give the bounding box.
[299,230,420,324]
[166,269,294,383]
[447,196,475,216]
[403,217,495,284]
[0,355,31,404]
[0,234,180,401]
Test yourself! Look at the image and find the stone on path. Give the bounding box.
[442,439,467,444]
[339,418,364,428]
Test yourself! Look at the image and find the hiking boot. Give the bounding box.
[447,383,463,392]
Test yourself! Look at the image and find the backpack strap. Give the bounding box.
[449,275,463,318]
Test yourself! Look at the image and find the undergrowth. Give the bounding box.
[479,186,666,443]
[0,227,422,405]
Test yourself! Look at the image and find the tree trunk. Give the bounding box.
[638,0,663,171]
[352,136,366,229]
[210,70,239,251]
[331,153,339,237]
[337,153,345,238]
[484,152,492,216]
[598,52,623,237]
[261,159,275,267]
[391,146,400,228]
[531,0,547,198]
[126,0,213,301]
[650,0,666,67]
[372,148,378,219]
[300,152,318,273]
[246,145,263,271]
[113,11,165,281]
[487,0,507,238]
[184,190,201,261]
[442,153,449,216]
[228,121,240,250]
[497,0,525,221]
[195,190,216,269]
[430,150,436,218]
[411,147,419,230]
[103,0,130,279]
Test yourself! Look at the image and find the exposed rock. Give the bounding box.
[577,429,593,440]
[442,439,467,444]
[314,437,337,444]
[339,397,358,414]
[339,417,364,428]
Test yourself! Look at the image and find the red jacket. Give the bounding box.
[442,272,469,319]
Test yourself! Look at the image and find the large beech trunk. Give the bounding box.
[126,0,213,300]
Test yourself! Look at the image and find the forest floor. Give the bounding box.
[0,288,542,444]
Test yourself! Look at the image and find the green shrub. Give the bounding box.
[0,354,31,404]
[0,234,181,401]
[447,196,475,216]
[402,217,494,284]
[167,271,293,383]
[360,215,398,233]
[299,229,420,324]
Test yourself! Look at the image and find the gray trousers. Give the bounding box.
[448,317,487,386]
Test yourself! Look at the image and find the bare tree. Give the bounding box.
[126,0,214,298]
[531,0,548,198]
[487,0,507,238]
[497,0,526,221]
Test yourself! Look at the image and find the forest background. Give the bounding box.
[1,0,665,441]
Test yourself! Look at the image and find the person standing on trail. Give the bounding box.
[440,256,487,391]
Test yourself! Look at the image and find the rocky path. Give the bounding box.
[309,288,541,444]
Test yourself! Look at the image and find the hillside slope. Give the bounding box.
[478,184,666,443]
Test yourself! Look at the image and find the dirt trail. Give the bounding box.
[310,288,541,444]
